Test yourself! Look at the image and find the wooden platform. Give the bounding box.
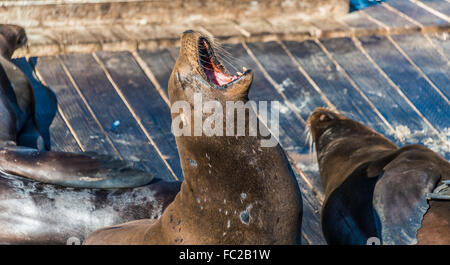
[11,0,450,244]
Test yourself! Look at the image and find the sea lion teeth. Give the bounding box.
[308,107,450,245]
[84,30,303,245]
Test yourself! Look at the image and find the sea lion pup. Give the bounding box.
[84,30,302,245]
[308,108,449,245]
[0,24,158,189]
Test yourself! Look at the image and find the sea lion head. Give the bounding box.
[307,107,384,154]
[0,24,27,59]
[308,107,397,195]
[168,30,253,106]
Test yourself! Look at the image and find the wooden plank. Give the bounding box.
[32,56,118,156]
[418,0,450,17]
[201,21,244,42]
[339,10,386,36]
[310,19,351,39]
[237,19,277,42]
[137,49,176,98]
[363,3,420,32]
[12,57,80,152]
[59,53,175,181]
[95,51,183,180]
[268,19,314,37]
[141,45,326,244]
[52,26,101,54]
[24,27,61,56]
[246,42,331,122]
[297,186,324,245]
[49,113,82,153]
[86,25,138,51]
[283,40,394,140]
[168,47,181,63]
[386,0,450,27]
[390,33,450,100]
[320,37,448,159]
[358,35,450,137]
[426,32,450,60]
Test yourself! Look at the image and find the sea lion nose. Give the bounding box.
[183,29,195,35]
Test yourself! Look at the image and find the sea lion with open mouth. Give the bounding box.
[84,30,302,245]
[308,108,449,245]
[0,25,181,244]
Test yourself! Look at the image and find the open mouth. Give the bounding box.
[197,37,247,87]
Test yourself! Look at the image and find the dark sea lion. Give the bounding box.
[0,24,156,189]
[0,24,39,148]
[84,30,302,245]
[0,25,182,244]
[0,24,27,60]
[308,108,449,245]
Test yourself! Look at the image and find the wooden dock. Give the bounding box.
[11,0,450,244]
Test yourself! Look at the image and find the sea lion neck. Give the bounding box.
[174,101,267,182]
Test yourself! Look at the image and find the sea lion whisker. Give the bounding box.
[197,37,242,87]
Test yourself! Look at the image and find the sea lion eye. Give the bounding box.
[16,36,26,46]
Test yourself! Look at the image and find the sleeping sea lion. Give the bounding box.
[0,24,181,244]
[83,30,302,245]
[308,107,449,245]
[0,24,157,189]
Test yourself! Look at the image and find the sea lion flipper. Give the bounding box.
[0,146,155,189]
[372,147,446,245]
[426,181,450,200]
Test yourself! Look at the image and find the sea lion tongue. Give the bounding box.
[198,38,238,86]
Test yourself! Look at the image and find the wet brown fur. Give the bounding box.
[308,108,449,245]
[84,30,302,245]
